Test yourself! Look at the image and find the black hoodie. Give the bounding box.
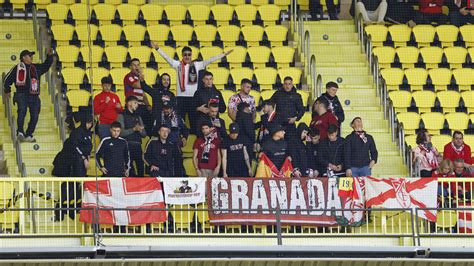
[321,92,345,124]
[318,136,345,173]
[270,87,305,122]
[141,76,176,119]
[236,110,255,147]
[288,123,309,173]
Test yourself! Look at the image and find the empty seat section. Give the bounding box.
[421,112,445,135]
[364,25,388,47]
[170,24,194,47]
[420,47,443,69]
[413,25,436,47]
[412,90,436,113]
[208,67,230,90]
[453,69,474,91]
[265,25,288,47]
[372,47,395,69]
[444,47,467,69]
[105,46,128,68]
[388,24,411,47]
[62,68,86,90]
[428,68,453,91]
[405,68,428,91]
[143,68,158,86]
[128,46,151,64]
[248,46,271,68]
[117,4,140,26]
[235,4,257,26]
[389,90,412,113]
[272,46,294,67]
[460,25,474,47]
[241,25,264,47]
[461,91,474,113]
[188,5,211,25]
[70,4,91,25]
[76,24,99,45]
[258,4,281,25]
[123,24,146,47]
[218,25,241,47]
[224,46,247,68]
[437,90,460,112]
[51,24,75,46]
[254,68,277,91]
[396,47,419,69]
[99,24,123,47]
[56,45,80,68]
[436,25,459,47]
[68,90,91,111]
[141,4,164,25]
[445,112,469,132]
[381,68,404,91]
[164,5,187,26]
[201,47,224,67]
[396,112,420,135]
[152,46,175,67]
[210,4,234,26]
[86,67,110,87]
[194,25,217,47]
[46,4,69,25]
[93,4,116,25]
[231,68,253,86]
[147,24,170,46]
[110,68,129,91]
[80,45,104,67]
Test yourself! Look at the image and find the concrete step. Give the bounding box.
[316,66,370,76]
[307,32,359,43]
[317,61,367,68]
[315,53,367,64]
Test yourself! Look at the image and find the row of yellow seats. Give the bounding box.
[47,4,283,26]
[365,24,474,48]
[51,24,289,48]
[373,46,474,69]
[61,66,303,91]
[57,45,295,69]
[398,111,474,135]
[381,68,473,92]
[390,90,474,113]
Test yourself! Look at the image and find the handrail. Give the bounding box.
[304,30,310,75]
[290,0,297,35]
[32,5,43,62]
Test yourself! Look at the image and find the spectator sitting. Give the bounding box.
[321,82,345,128]
[432,159,455,203]
[350,0,388,23]
[236,102,256,161]
[262,124,289,170]
[228,78,256,122]
[385,0,417,25]
[414,0,449,24]
[140,72,176,120]
[443,131,472,169]
[96,121,131,177]
[413,129,441,177]
[153,100,189,147]
[288,123,310,178]
[310,96,339,141]
[319,124,345,177]
[453,158,472,200]
[454,158,470,177]
[193,122,222,178]
[344,117,378,177]
[257,100,283,150]
[193,71,226,132]
[446,0,474,26]
[306,129,321,177]
[221,123,253,177]
[144,124,181,177]
[93,76,123,139]
[197,103,228,140]
[310,0,338,20]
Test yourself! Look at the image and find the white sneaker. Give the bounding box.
[17,132,25,142]
[24,136,36,143]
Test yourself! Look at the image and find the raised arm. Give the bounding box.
[151,42,179,68]
[201,49,233,68]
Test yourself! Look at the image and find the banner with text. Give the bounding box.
[162,178,206,205]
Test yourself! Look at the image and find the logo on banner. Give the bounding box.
[391,179,411,208]
[163,178,206,205]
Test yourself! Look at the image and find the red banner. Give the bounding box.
[207,177,364,226]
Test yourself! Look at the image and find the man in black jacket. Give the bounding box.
[96,121,131,177]
[344,117,378,177]
[306,129,321,177]
[236,102,256,161]
[140,72,176,121]
[270,76,305,141]
[117,96,147,177]
[193,71,226,133]
[257,100,283,150]
[3,49,54,142]
[262,124,289,170]
[446,0,474,26]
[321,82,345,127]
[197,103,227,141]
[319,125,345,177]
[144,124,181,177]
[288,123,310,178]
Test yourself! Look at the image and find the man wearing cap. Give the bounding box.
[144,124,181,177]
[221,123,253,177]
[93,76,123,139]
[344,117,378,177]
[3,48,54,142]
[193,71,226,132]
[262,124,289,170]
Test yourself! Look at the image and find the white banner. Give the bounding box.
[162,178,206,205]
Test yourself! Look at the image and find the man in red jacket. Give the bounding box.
[443,131,472,168]
[93,76,123,139]
[415,0,449,24]
[310,97,339,141]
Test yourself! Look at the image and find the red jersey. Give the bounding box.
[124,71,144,103]
[419,0,444,13]
[443,142,472,165]
[94,91,123,125]
[193,136,221,170]
[310,111,339,141]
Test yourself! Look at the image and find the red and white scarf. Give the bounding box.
[179,61,197,92]
[16,62,38,94]
[355,131,367,143]
[451,142,465,154]
[419,144,439,169]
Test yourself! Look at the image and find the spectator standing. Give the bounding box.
[270,76,305,141]
[443,131,472,168]
[152,43,232,132]
[117,96,147,177]
[414,0,449,24]
[306,129,322,177]
[3,49,54,142]
[228,78,256,121]
[447,0,474,26]
[93,76,123,139]
[193,122,222,178]
[96,121,131,177]
[413,129,441,177]
[197,103,228,140]
[221,123,253,177]
[350,0,388,23]
[154,100,189,146]
[319,125,345,176]
[257,100,283,149]
[310,97,339,141]
[236,102,256,160]
[193,71,226,129]
[140,72,176,121]
[321,82,345,127]
[344,117,378,177]
[288,123,310,178]
[262,125,289,170]
[144,124,181,177]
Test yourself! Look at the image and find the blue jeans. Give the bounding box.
[351,166,372,177]
[97,124,110,140]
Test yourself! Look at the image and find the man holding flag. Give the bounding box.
[257,124,293,177]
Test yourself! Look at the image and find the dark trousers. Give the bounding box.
[177,96,196,134]
[310,0,337,19]
[136,104,153,137]
[449,11,474,27]
[128,141,144,177]
[72,155,87,177]
[15,93,40,137]
[420,169,433,177]
[414,12,448,25]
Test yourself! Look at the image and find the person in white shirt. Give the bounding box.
[151,42,233,133]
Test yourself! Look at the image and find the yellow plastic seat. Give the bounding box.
[261,90,274,101]
[141,4,164,25]
[62,68,86,90]
[464,134,474,148]
[274,0,291,9]
[429,68,452,91]
[254,68,277,91]
[381,68,404,91]
[110,67,129,86]
[200,47,224,67]
[57,0,74,4]
[396,47,419,69]
[405,68,428,91]
[365,24,388,47]
[230,67,253,85]
[453,69,474,91]
[34,0,51,10]
[51,24,75,46]
[76,24,99,45]
[188,5,210,25]
[437,90,460,112]
[388,24,411,47]
[152,46,175,66]
[420,46,443,69]
[208,67,229,90]
[265,25,288,47]
[397,112,420,135]
[460,25,474,48]
[217,25,241,47]
[235,4,258,26]
[224,46,246,68]
[228,0,246,5]
[169,205,195,231]
[436,210,458,229]
[128,46,151,63]
[67,90,91,112]
[56,45,80,68]
[80,45,104,67]
[249,90,261,106]
[211,4,234,26]
[278,67,302,86]
[123,24,146,47]
[127,0,145,5]
[164,5,187,26]
[104,0,121,5]
[469,48,474,64]
[147,24,170,45]
[445,112,469,131]
[297,112,311,127]
[86,67,110,86]
[171,24,194,47]
[372,46,395,69]
[241,25,265,47]
[46,4,69,25]
[431,134,451,152]
[176,46,199,61]
[412,90,436,113]
[142,68,158,86]
[93,4,116,25]
[117,4,140,26]
[405,134,417,148]
[297,90,309,107]
[105,46,128,68]
[10,0,28,10]
[421,112,445,134]
[182,134,196,155]
[413,25,436,47]
[258,4,281,25]
[99,24,123,47]
[70,4,91,25]
[194,25,217,47]
[462,91,474,113]
[252,0,269,5]
[221,90,234,111]
[389,91,412,113]
[272,46,294,67]
[247,46,271,69]
[444,47,467,69]
[436,25,459,47]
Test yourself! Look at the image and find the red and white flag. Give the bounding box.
[80,178,167,225]
[365,177,438,222]
[458,202,472,233]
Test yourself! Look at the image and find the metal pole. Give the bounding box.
[410,208,416,246]
[276,208,282,246]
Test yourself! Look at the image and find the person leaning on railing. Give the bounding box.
[413,129,442,177]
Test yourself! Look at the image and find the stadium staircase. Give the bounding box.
[305,20,408,177]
